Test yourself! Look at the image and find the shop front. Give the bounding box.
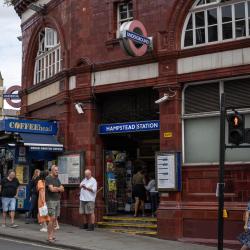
[0,118,63,211]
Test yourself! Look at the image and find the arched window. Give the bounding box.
[34,28,62,84]
[182,0,250,48]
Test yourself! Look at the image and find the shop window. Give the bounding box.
[182,0,250,48]
[183,78,250,164]
[116,1,133,37]
[34,28,62,85]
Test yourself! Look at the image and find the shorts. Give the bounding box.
[2,197,16,212]
[47,200,60,218]
[79,201,95,215]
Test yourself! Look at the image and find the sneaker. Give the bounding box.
[40,227,47,232]
[80,224,88,230]
[55,225,60,230]
[86,224,95,231]
[10,224,18,228]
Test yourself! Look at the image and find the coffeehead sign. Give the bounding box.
[119,20,153,57]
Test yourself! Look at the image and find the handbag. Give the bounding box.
[39,204,48,217]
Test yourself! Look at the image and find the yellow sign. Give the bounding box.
[164,132,173,138]
[16,165,24,184]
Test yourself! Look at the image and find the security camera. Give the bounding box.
[155,94,169,104]
[75,103,84,114]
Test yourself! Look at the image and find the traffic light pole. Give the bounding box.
[218,93,226,250]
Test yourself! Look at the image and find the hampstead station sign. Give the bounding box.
[99,120,160,135]
[119,20,153,57]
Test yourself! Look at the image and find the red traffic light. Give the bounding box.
[230,114,243,128]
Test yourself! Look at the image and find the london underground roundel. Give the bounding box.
[5,85,22,109]
[119,20,153,57]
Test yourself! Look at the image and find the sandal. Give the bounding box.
[47,239,55,244]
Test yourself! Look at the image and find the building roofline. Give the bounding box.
[13,0,38,17]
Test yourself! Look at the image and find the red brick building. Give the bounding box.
[14,0,250,244]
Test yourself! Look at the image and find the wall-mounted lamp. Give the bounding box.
[75,103,84,114]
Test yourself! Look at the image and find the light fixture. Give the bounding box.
[155,94,169,104]
[75,103,84,114]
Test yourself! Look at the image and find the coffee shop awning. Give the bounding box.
[19,133,63,152]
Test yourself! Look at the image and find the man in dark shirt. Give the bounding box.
[45,165,64,242]
[0,169,20,228]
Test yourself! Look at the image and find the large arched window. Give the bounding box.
[182,0,250,48]
[34,28,62,84]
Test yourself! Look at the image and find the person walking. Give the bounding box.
[37,170,50,232]
[0,169,20,228]
[238,202,250,249]
[79,169,97,231]
[45,165,64,243]
[26,169,40,223]
[132,168,146,217]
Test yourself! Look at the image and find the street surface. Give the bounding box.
[0,237,66,250]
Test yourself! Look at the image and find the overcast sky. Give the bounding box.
[0,0,22,89]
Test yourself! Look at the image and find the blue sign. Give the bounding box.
[99,120,160,134]
[3,94,20,99]
[125,30,151,45]
[3,119,58,135]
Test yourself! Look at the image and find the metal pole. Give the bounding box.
[218,93,226,250]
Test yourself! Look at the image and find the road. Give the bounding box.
[0,237,66,250]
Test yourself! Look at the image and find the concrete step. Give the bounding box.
[102,216,157,224]
[110,229,157,236]
[97,221,157,230]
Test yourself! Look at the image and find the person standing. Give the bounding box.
[145,173,158,217]
[132,168,146,217]
[37,170,50,232]
[79,169,97,231]
[0,169,20,228]
[45,165,64,243]
[26,169,40,223]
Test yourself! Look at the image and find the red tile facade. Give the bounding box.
[15,0,250,244]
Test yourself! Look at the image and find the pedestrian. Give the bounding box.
[132,168,146,217]
[37,170,50,232]
[79,169,97,231]
[0,169,20,228]
[238,202,250,250]
[145,173,158,217]
[45,165,64,243]
[26,169,40,223]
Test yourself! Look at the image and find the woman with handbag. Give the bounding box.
[37,170,50,232]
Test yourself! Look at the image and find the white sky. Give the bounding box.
[0,0,22,108]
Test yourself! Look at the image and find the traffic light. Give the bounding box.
[228,112,245,145]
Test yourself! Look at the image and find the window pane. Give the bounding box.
[222,5,232,23]
[195,11,205,27]
[208,25,218,42]
[208,8,217,25]
[120,12,128,20]
[235,2,245,21]
[119,4,128,12]
[248,2,250,18]
[222,22,233,39]
[197,0,205,5]
[235,20,246,37]
[196,28,205,44]
[184,30,193,47]
[184,117,220,163]
[206,0,217,3]
[186,15,193,30]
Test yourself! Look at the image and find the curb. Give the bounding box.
[0,232,93,250]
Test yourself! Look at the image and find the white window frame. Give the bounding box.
[182,0,250,49]
[34,28,62,85]
[182,75,250,165]
[116,1,133,38]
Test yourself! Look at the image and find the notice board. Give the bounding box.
[155,152,181,191]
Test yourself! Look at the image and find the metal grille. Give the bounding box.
[98,88,159,123]
[184,82,220,114]
[224,78,250,108]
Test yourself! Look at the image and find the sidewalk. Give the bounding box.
[0,215,229,250]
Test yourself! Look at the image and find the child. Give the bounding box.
[238,202,250,250]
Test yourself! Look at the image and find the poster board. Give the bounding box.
[155,152,181,191]
[58,153,83,185]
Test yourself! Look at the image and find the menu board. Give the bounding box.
[156,152,179,191]
[58,154,81,185]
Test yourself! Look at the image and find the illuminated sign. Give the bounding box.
[99,120,160,134]
[119,20,153,57]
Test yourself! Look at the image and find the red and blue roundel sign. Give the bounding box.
[119,20,153,57]
[4,85,22,108]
